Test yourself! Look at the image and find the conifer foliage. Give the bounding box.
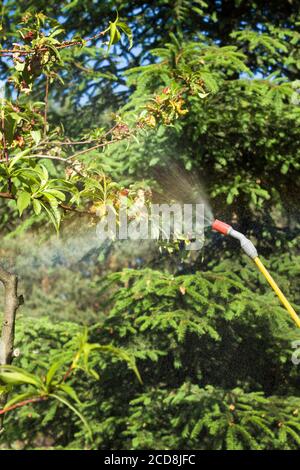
[0,0,300,450]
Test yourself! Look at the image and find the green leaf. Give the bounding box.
[4,391,39,410]
[50,393,92,439]
[30,130,42,145]
[107,13,121,52]
[91,344,143,384]
[40,164,49,185]
[117,22,133,49]
[40,201,61,232]
[0,365,43,388]
[0,384,10,397]
[44,189,66,201]
[8,148,33,169]
[57,383,81,405]
[17,191,31,216]
[41,402,58,426]
[32,198,42,215]
[50,28,65,38]
[46,360,64,387]
[14,61,26,72]
[281,162,289,174]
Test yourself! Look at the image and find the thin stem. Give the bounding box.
[0,154,72,165]
[0,30,107,57]
[43,76,49,138]
[60,204,93,215]
[0,396,48,415]
[65,136,128,161]
[0,191,14,199]
[38,123,119,147]
[62,365,74,382]
[0,93,12,196]
[0,191,94,215]
[0,137,128,167]
[0,124,124,165]
[1,97,8,162]
[0,155,84,177]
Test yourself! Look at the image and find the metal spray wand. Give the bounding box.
[212,219,300,328]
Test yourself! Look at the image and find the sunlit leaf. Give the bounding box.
[50,393,92,439]
[0,365,43,388]
[57,383,81,405]
[4,391,39,410]
[17,191,31,216]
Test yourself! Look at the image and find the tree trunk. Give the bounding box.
[0,265,22,432]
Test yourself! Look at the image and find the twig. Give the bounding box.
[0,137,128,165]
[0,124,124,166]
[1,93,13,195]
[0,30,107,57]
[0,155,82,176]
[2,154,71,164]
[0,396,48,416]
[0,153,83,179]
[0,190,93,215]
[42,139,99,146]
[0,154,87,178]
[43,76,49,138]
[62,365,74,382]
[0,191,14,199]
[65,136,127,161]
[60,204,93,216]
[1,98,8,162]
[37,123,119,147]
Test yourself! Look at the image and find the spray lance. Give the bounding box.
[212,219,300,329]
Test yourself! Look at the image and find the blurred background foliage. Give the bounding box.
[0,0,300,450]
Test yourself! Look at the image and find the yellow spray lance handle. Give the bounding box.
[254,256,300,328]
[211,220,300,328]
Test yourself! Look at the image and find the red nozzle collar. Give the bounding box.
[212,219,232,235]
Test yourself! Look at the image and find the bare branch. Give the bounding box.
[0,30,107,57]
[0,123,125,165]
[65,136,129,161]
[0,190,94,216]
[0,396,47,416]
[0,191,13,199]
